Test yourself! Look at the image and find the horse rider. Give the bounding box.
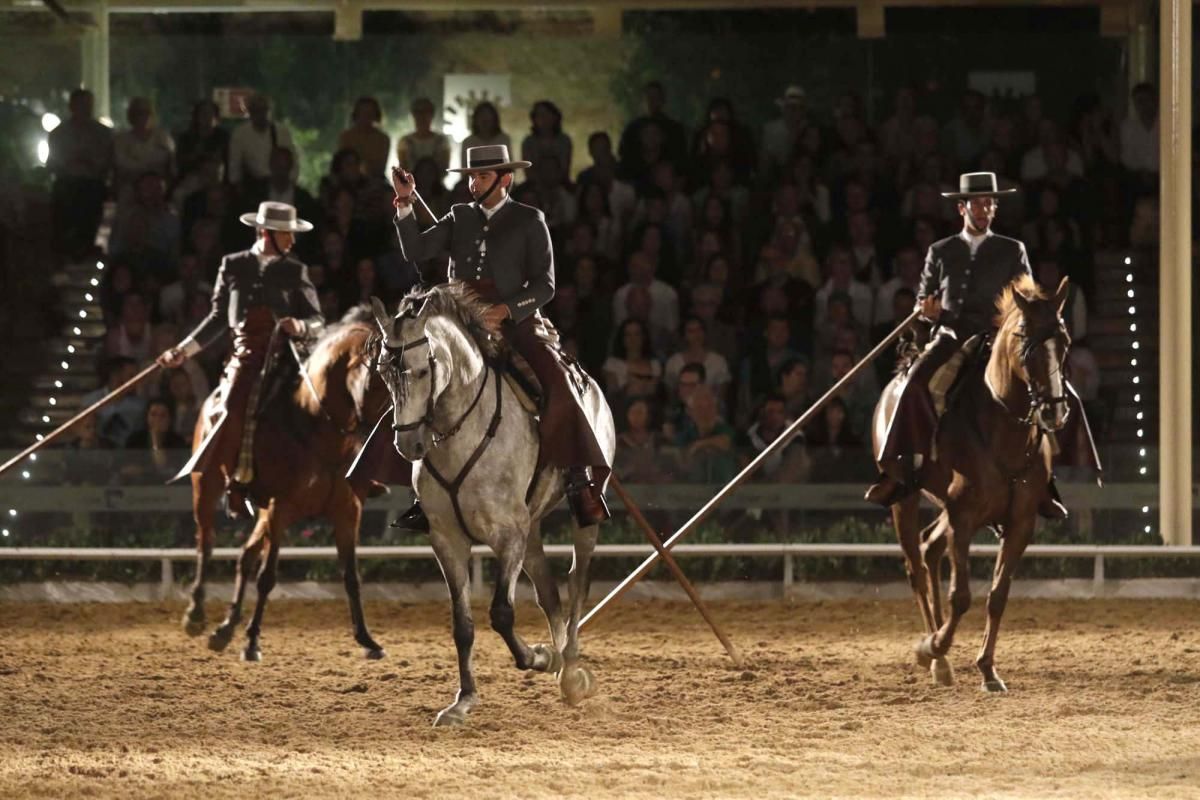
[864,172,1072,518]
[350,143,611,531]
[158,201,322,518]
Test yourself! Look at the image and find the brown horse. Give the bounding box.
[872,275,1071,692]
[181,307,392,662]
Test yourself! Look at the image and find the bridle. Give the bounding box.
[1013,324,1070,430]
[380,332,489,448]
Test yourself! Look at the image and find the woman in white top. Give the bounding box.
[459,102,512,172]
[663,315,731,395]
[603,318,663,402]
[113,97,175,208]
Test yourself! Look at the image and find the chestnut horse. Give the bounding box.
[181,308,391,662]
[872,275,1072,692]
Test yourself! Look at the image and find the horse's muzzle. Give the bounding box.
[394,428,426,461]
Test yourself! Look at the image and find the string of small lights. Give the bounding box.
[1124,255,1152,536]
[2,258,106,540]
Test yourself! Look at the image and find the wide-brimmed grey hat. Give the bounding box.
[239,201,314,232]
[775,85,806,107]
[941,171,1018,199]
[448,144,531,174]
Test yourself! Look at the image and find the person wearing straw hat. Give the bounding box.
[157,201,322,517]
[362,143,612,531]
[864,172,1068,517]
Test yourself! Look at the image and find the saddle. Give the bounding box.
[927,332,988,417]
[476,314,593,418]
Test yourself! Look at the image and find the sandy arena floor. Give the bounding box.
[1,596,1198,799]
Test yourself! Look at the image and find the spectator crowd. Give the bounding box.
[46,77,1160,485]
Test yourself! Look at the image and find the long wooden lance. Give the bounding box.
[0,362,161,480]
[580,308,922,631]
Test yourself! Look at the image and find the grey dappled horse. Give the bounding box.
[370,286,616,726]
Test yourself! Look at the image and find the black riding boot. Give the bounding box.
[1037,475,1069,520]
[391,499,430,532]
[864,456,922,507]
[566,467,611,527]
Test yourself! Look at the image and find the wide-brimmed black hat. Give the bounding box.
[448,144,531,174]
[941,171,1018,199]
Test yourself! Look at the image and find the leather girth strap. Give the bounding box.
[422,366,503,544]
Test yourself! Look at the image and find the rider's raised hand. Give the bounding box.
[156,348,185,369]
[391,167,415,205]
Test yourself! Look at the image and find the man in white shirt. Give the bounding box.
[761,86,809,176]
[612,250,679,334]
[1119,82,1159,178]
[815,246,874,330]
[228,94,298,196]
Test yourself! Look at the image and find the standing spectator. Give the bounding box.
[673,384,737,484]
[175,99,229,185]
[82,356,147,448]
[761,85,809,179]
[1120,82,1159,190]
[690,98,757,183]
[522,100,572,178]
[338,96,390,178]
[396,96,452,173]
[664,316,731,396]
[112,97,174,208]
[459,101,511,173]
[47,88,112,259]
[228,93,297,201]
[618,81,687,183]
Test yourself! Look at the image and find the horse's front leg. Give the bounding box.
[241,500,291,662]
[490,531,556,673]
[976,509,1035,693]
[183,470,221,636]
[559,521,600,707]
[208,511,267,651]
[917,508,977,686]
[429,533,479,727]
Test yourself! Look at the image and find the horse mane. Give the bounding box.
[993,274,1048,331]
[296,305,378,424]
[395,282,505,360]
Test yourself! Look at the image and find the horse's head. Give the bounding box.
[995,276,1072,432]
[370,292,484,461]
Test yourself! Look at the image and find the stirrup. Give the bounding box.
[225,481,254,520]
[567,483,611,527]
[391,500,430,532]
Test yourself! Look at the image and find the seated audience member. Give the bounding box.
[871,287,917,385]
[1035,254,1088,340]
[804,396,869,483]
[62,415,114,486]
[741,393,809,483]
[613,396,673,484]
[158,251,212,326]
[604,318,664,406]
[872,245,922,327]
[164,368,203,440]
[108,171,181,272]
[664,316,731,396]
[776,357,813,419]
[738,315,801,425]
[121,398,189,484]
[826,348,876,437]
[688,282,741,371]
[619,283,676,358]
[521,100,573,178]
[104,293,153,364]
[613,252,680,336]
[815,246,873,329]
[82,356,147,448]
[673,384,737,484]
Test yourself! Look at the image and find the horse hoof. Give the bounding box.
[931,657,955,687]
[182,615,206,637]
[532,643,563,674]
[364,648,386,661]
[981,678,1008,693]
[433,707,468,727]
[559,664,598,707]
[207,628,234,652]
[241,646,262,663]
[913,638,933,668]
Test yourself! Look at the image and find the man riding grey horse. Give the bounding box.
[865,172,1084,516]
[351,144,611,530]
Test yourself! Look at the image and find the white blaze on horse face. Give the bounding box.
[1043,338,1068,430]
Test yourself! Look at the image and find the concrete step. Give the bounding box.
[33,374,99,392]
[29,391,85,411]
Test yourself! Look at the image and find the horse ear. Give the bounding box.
[369,296,391,337]
[1013,289,1033,316]
[1053,276,1070,315]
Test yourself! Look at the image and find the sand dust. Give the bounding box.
[1,597,1198,799]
